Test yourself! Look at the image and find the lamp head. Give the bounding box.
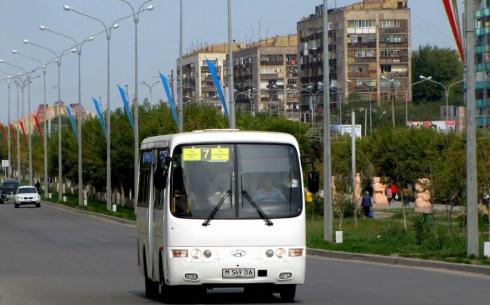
[112,23,119,29]
[63,5,72,11]
[39,25,48,31]
[71,48,77,53]
[23,39,30,44]
[87,36,95,42]
[419,75,426,79]
[0,59,4,63]
[146,4,154,11]
[11,49,18,54]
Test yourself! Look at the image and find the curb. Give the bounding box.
[307,248,490,276]
[43,201,490,276]
[43,201,136,225]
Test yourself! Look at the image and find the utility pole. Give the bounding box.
[351,111,357,227]
[178,0,184,133]
[323,0,333,242]
[228,0,235,128]
[465,0,479,257]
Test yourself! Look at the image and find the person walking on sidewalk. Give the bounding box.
[361,191,373,217]
[402,184,412,206]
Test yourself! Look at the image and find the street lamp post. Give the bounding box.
[11,50,49,196]
[403,78,432,126]
[1,74,14,177]
[0,60,28,181]
[39,26,94,206]
[119,0,154,212]
[141,80,159,102]
[420,75,464,128]
[228,0,235,129]
[349,80,374,134]
[64,5,122,211]
[23,39,66,201]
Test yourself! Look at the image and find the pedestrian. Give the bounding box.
[361,191,373,217]
[35,180,41,194]
[390,182,398,204]
[402,184,411,206]
[386,185,392,205]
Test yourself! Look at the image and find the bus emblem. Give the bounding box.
[231,250,246,257]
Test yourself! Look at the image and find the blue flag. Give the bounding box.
[65,105,78,139]
[159,73,179,127]
[92,97,106,138]
[117,85,134,130]
[205,59,229,118]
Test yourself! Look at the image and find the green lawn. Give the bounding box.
[307,211,490,265]
[44,192,136,221]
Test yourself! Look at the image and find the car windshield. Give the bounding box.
[170,144,302,220]
[2,183,19,191]
[17,187,37,194]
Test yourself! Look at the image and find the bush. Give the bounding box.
[411,214,434,245]
[381,223,409,244]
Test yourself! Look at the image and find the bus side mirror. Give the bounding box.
[308,171,320,194]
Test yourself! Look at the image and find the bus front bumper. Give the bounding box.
[165,247,305,286]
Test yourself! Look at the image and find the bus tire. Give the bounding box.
[143,249,159,299]
[279,285,296,302]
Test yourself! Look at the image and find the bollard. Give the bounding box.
[63,196,67,203]
[48,193,52,199]
[335,231,343,244]
[112,204,117,212]
[484,242,490,258]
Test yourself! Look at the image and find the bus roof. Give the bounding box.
[141,130,299,151]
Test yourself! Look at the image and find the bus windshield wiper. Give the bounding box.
[202,190,231,227]
[241,190,273,226]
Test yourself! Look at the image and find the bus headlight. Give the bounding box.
[275,248,286,258]
[191,249,202,259]
[288,248,304,257]
[171,249,188,258]
[265,249,274,258]
[203,249,212,258]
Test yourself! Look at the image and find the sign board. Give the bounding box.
[407,120,456,132]
[331,125,363,138]
[1,160,8,168]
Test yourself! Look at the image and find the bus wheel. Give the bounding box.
[279,285,296,302]
[145,276,159,299]
[160,282,176,303]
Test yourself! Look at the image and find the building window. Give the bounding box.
[380,19,402,29]
[348,20,376,29]
[355,49,376,58]
[380,49,401,57]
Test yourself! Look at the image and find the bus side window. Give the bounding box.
[171,165,191,216]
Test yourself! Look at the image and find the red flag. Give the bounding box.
[33,115,44,141]
[0,123,7,142]
[442,0,464,62]
[9,124,17,145]
[19,121,28,144]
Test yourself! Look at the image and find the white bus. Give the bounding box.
[136,130,318,302]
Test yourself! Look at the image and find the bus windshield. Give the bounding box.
[170,144,302,220]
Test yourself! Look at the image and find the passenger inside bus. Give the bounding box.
[254,175,286,203]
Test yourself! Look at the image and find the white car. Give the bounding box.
[15,186,41,208]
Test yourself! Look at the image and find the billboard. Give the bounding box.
[407,120,456,132]
[331,124,363,138]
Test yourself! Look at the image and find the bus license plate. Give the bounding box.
[222,268,255,279]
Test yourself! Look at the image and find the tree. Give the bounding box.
[412,45,463,104]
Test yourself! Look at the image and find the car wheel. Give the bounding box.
[0,200,4,204]
[279,285,296,302]
[36,203,41,208]
[14,203,19,208]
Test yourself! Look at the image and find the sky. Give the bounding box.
[0,0,461,122]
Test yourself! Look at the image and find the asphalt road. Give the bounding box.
[0,203,489,305]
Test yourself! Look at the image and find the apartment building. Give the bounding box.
[178,43,240,106]
[232,35,299,115]
[297,0,411,115]
[476,1,490,127]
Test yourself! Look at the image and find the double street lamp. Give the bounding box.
[39,25,94,207]
[0,60,27,181]
[11,49,49,197]
[419,75,464,127]
[22,39,76,201]
[141,80,160,103]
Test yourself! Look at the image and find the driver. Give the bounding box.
[254,175,286,203]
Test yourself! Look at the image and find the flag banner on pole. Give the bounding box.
[205,59,229,118]
[66,106,78,139]
[442,0,464,62]
[117,85,134,130]
[159,73,179,127]
[92,97,107,138]
[33,115,44,141]
[19,121,27,144]
[0,123,7,142]
[8,124,17,145]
